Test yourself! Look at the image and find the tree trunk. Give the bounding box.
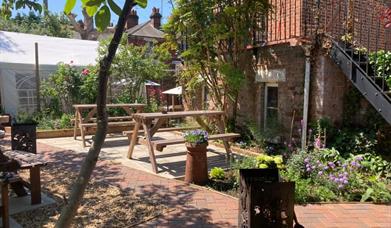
[55,1,134,227]
[43,0,48,15]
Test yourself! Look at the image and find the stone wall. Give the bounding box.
[235,44,306,140]
[309,51,349,126]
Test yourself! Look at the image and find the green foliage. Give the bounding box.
[40,63,98,114]
[14,112,36,124]
[98,37,170,102]
[35,113,73,130]
[183,129,208,144]
[255,154,284,169]
[1,0,42,19]
[0,11,72,38]
[282,148,391,203]
[64,0,147,31]
[164,0,271,116]
[369,50,391,88]
[330,129,377,156]
[209,167,225,180]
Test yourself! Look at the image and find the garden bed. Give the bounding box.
[36,126,130,139]
[204,151,391,205]
[12,160,169,227]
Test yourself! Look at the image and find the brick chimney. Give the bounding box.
[126,10,139,29]
[150,7,162,29]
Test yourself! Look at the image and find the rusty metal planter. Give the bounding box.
[11,123,37,154]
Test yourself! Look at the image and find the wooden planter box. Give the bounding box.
[37,125,131,139]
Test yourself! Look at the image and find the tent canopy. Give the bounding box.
[0,31,99,67]
[162,86,182,95]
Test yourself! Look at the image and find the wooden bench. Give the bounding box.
[153,133,240,151]
[0,172,21,228]
[3,150,47,205]
[80,121,136,127]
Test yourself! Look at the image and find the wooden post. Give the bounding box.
[30,167,41,205]
[35,42,41,112]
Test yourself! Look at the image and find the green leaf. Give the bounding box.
[95,5,111,32]
[135,0,147,8]
[64,0,77,14]
[85,5,99,16]
[107,0,122,16]
[361,188,373,202]
[86,0,104,6]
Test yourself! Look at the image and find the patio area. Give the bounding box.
[18,140,391,227]
[38,132,238,179]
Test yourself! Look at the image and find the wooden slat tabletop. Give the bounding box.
[133,110,224,120]
[3,150,47,168]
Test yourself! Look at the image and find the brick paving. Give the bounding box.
[35,142,391,227]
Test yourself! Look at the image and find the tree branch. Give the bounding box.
[55,1,135,227]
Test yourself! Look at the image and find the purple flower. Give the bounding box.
[318,171,323,175]
[350,161,357,167]
[306,168,311,172]
[338,184,344,189]
[356,156,363,161]
[304,158,310,163]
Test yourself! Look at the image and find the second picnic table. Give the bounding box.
[73,103,145,147]
[127,110,239,173]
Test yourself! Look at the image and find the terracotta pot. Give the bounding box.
[184,142,208,185]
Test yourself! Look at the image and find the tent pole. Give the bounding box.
[35,42,41,112]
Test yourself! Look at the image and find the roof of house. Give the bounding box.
[125,21,165,39]
[0,31,99,66]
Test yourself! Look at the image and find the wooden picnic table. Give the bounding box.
[127,110,236,173]
[73,103,145,147]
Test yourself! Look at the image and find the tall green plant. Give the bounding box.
[369,50,391,88]
[164,0,270,126]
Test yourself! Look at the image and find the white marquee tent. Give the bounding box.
[0,31,99,115]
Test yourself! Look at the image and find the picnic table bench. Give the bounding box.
[73,103,145,147]
[127,110,240,173]
[0,172,21,228]
[2,150,47,205]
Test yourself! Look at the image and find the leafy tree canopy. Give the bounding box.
[0,11,72,38]
[64,0,147,31]
[0,0,42,19]
[98,35,171,101]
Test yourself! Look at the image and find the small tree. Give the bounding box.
[55,0,147,226]
[98,37,171,101]
[164,0,270,128]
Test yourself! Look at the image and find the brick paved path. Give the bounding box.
[37,142,390,228]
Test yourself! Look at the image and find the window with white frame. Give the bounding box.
[264,83,278,129]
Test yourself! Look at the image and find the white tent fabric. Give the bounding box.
[0,31,98,66]
[0,31,99,115]
[162,86,182,95]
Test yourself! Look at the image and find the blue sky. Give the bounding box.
[13,0,173,24]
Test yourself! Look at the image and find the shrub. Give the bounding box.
[283,148,391,203]
[209,167,225,180]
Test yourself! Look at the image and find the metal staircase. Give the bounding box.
[329,40,391,124]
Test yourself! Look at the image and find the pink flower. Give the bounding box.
[314,137,322,149]
[82,69,90,76]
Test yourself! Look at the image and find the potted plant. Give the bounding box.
[183,129,209,185]
[11,112,38,153]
